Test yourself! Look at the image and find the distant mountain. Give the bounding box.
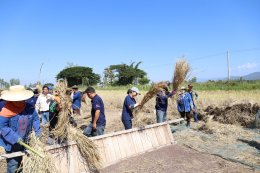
[242,72,260,80]
[197,72,260,82]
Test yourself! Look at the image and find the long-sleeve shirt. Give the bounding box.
[177,92,194,112]
[35,93,53,112]
[0,104,41,151]
[121,95,136,121]
[155,91,174,112]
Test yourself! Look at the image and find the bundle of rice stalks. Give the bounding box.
[21,133,57,173]
[51,79,72,141]
[133,112,156,127]
[51,79,101,171]
[67,127,101,170]
[138,82,167,110]
[172,59,190,90]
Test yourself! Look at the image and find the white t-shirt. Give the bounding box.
[35,93,54,112]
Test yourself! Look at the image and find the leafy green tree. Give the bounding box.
[104,61,149,85]
[56,66,100,87]
[10,78,20,86]
[189,77,197,83]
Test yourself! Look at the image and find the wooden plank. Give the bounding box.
[139,130,153,151]
[145,128,160,148]
[124,133,136,156]
[102,137,117,164]
[116,135,127,159]
[111,136,122,160]
[166,123,174,143]
[154,126,164,146]
[131,131,144,153]
[157,126,167,145]
[120,133,132,157]
[160,125,171,144]
[96,139,107,165]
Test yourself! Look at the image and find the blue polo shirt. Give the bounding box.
[121,95,136,121]
[72,91,81,110]
[91,95,106,126]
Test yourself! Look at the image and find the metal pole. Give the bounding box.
[227,51,230,82]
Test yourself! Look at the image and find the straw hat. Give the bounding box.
[1,85,33,101]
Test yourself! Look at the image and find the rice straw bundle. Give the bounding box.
[172,59,190,90]
[51,79,101,171]
[67,127,101,170]
[21,133,57,173]
[133,112,156,127]
[138,82,167,110]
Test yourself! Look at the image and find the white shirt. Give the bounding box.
[35,93,54,112]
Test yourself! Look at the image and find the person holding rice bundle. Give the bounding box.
[155,86,177,123]
[83,87,106,137]
[177,86,194,128]
[0,85,42,173]
[121,87,141,129]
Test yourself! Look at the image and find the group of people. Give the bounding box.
[0,83,198,173]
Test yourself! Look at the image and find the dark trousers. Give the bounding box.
[122,120,132,130]
[179,111,191,122]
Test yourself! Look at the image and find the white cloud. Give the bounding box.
[237,62,258,71]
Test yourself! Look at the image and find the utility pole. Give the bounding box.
[227,50,230,82]
[38,63,44,85]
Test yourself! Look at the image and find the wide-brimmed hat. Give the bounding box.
[131,87,141,95]
[180,86,186,90]
[72,85,78,89]
[1,85,33,101]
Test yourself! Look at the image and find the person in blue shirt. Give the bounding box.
[83,87,106,137]
[25,88,39,109]
[177,86,194,128]
[0,85,41,173]
[121,87,141,130]
[0,90,7,111]
[187,84,199,122]
[155,87,176,123]
[71,85,82,115]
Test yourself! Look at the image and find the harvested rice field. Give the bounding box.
[1,90,260,173]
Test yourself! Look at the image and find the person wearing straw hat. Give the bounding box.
[121,87,141,130]
[71,85,81,115]
[177,86,194,128]
[0,85,42,173]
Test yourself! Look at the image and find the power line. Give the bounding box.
[142,47,260,69]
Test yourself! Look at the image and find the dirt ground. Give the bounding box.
[100,144,256,173]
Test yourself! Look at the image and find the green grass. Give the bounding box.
[79,80,260,91]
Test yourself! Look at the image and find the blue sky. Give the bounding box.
[0,0,259,84]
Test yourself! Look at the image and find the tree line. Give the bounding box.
[57,61,150,87]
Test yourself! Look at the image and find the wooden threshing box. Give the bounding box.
[0,119,183,173]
